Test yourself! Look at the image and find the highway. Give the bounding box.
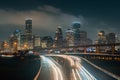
[0,54,119,80]
[35,54,118,80]
[35,55,65,80]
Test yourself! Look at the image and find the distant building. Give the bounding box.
[1,41,10,52]
[66,29,74,46]
[118,34,120,42]
[41,36,53,48]
[115,34,120,43]
[41,41,47,48]
[25,18,32,35]
[80,31,87,40]
[106,33,115,43]
[79,31,87,45]
[25,18,33,50]
[54,26,63,47]
[33,35,41,47]
[86,38,92,45]
[97,30,106,44]
[0,40,2,49]
[9,34,17,51]
[72,22,80,46]
[14,29,21,50]
[9,29,21,52]
[20,34,26,50]
[96,31,116,51]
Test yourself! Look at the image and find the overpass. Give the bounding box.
[37,43,120,54]
[66,53,120,61]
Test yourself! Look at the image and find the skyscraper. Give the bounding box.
[25,18,33,50]
[33,35,41,47]
[14,29,21,50]
[66,29,74,46]
[98,31,106,44]
[54,26,63,47]
[80,31,87,40]
[72,22,81,46]
[25,18,32,35]
[106,33,115,44]
[79,31,87,45]
[9,29,21,52]
[41,36,53,48]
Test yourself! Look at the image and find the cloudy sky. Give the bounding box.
[0,0,120,41]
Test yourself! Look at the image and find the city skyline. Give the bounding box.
[0,0,120,41]
[0,1,120,80]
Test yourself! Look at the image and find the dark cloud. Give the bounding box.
[0,6,84,40]
[0,5,119,41]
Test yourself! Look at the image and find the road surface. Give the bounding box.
[36,54,118,80]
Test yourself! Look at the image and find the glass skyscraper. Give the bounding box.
[25,18,32,35]
[66,29,74,46]
[72,22,81,46]
[54,26,63,47]
[25,18,33,49]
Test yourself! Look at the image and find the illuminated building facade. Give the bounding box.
[0,40,2,49]
[54,26,63,47]
[25,18,33,49]
[97,31,106,44]
[79,31,87,45]
[14,29,21,50]
[9,29,21,52]
[97,31,107,51]
[115,34,120,43]
[80,31,87,40]
[1,41,10,52]
[33,35,41,51]
[33,35,41,47]
[72,22,80,46]
[25,18,32,35]
[9,34,17,51]
[20,34,26,50]
[66,29,74,46]
[41,36,53,48]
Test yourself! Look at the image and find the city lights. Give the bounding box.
[0,1,120,80]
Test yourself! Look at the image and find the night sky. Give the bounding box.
[0,0,120,41]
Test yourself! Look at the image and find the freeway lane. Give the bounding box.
[44,54,118,80]
[50,55,97,80]
[37,55,65,80]
[0,54,118,80]
[70,56,118,80]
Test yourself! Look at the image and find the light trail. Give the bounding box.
[56,66,64,80]
[1,54,15,57]
[53,55,75,66]
[70,56,97,80]
[72,69,77,80]
[49,55,97,80]
[81,66,97,80]
[38,56,64,80]
[75,69,82,80]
